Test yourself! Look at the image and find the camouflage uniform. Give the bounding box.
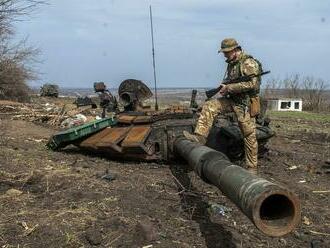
[195,39,261,169]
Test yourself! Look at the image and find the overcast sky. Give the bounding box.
[17,0,330,88]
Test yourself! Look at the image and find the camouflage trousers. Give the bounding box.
[195,98,258,168]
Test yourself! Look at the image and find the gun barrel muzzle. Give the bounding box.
[174,138,301,237]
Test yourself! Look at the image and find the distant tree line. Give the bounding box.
[263,74,328,112]
[0,0,44,102]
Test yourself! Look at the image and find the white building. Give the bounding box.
[267,98,303,111]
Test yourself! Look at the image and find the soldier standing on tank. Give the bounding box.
[184,38,262,174]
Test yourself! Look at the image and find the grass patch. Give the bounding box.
[268,111,330,122]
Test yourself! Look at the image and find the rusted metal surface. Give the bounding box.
[75,117,193,160]
[122,126,151,146]
[117,111,194,125]
[64,109,274,163]
[96,127,131,153]
[174,138,301,237]
[117,115,137,124]
[132,116,153,124]
[52,79,275,163]
[79,127,113,149]
[85,125,159,160]
[118,79,153,103]
[122,126,152,154]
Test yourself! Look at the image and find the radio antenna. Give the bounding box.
[149,5,159,111]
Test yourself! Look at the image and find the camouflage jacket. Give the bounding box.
[225,52,261,106]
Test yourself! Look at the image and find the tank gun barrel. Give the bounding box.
[120,91,136,105]
[174,138,300,237]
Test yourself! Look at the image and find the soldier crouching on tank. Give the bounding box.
[184,38,263,174]
[94,82,118,118]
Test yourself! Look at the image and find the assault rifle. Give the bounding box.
[205,70,270,99]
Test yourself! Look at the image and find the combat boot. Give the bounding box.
[183,131,207,145]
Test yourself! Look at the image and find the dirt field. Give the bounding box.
[0,98,329,248]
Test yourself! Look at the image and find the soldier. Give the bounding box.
[94,82,118,118]
[184,38,262,174]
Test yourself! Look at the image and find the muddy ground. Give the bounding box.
[0,98,329,248]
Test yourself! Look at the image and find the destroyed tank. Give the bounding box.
[40,84,59,97]
[47,80,274,161]
[47,80,300,236]
[60,80,274,162]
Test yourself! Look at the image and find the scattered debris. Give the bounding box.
[312,190,330,194]
[0,100,97,128]
[310,230,330,236]
[24,224,39,236]
[60,114,87,128]
[101,172,117,182]
[279,238,287,246]
[6,188,23,197]
[303,216,312,226]
[21,222,39,236]
[209,203,232,216]
[21,222,29,230]
[26,138,45,143]
[288,165,298,170]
